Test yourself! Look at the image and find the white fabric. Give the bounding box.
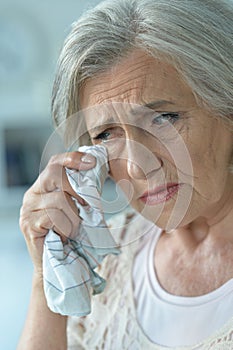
[133,227,233,347]
[43,145,120,316]
[67,211,233,350]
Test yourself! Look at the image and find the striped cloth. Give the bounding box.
[43,145,120,316]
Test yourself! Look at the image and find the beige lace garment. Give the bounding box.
[67,211,233,350]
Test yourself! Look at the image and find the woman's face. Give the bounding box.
[80,50,233,230]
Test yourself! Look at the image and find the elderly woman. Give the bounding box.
[18,0,233,349]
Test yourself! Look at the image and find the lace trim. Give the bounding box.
[67,211,233,349]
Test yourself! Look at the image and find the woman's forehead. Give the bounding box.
[79,50,197,112]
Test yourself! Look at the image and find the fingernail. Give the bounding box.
[81,153,95,164]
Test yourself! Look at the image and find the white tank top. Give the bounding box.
[133,227,233,348]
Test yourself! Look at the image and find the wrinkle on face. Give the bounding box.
[79,49,233,230]
[81,50,197,109]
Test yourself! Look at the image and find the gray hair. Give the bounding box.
[52,0,233,167]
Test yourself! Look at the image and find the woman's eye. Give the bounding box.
[92,131,111,141]
[92,126,125,142]
[152,112,180,125]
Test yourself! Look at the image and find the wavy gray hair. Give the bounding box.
[52,0,233,169]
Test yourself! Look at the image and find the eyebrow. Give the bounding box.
[130,100,175,115]
[88,100,174,134]
[88,117,117,134]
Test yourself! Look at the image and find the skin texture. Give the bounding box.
[80,49,233,296]
[18,49,233,350]
[18,152,96,350]
[20,152,96,274]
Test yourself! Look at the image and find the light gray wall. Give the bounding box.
[0,0,101,118]
[0,1,102,349]
[0,0,102,209]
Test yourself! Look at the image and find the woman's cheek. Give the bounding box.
[192,160,226,204]
[108,159,127,181]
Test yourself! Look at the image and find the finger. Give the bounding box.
[31,152,96,198]
[28,166,79,203]
[21,206,81,253]
[21,189,82,238]
[19,208,49,239]
[28,191,80,219]
[51,151,96,170]
[38,191,81,236]
[21,206,73,239]
[45,208,81,240]
[32,208,74,238]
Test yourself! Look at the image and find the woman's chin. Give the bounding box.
[136,205,191,231]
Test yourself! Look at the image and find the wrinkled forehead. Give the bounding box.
[79,50,196,128]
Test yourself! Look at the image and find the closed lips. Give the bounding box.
[140,183,180,198]
[139,183,181,205]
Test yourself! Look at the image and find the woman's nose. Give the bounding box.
[126,139,162,180]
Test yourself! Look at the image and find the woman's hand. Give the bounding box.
[19,151,96,277]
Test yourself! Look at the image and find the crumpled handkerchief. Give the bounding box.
[43,145,120,316]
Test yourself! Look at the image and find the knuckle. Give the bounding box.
[49,153,67,167]
[22,188,32,204]
[19,215,26,232]
[34,220,44,232]
[19,216,31,237]
[46,161,59,174]
[69,151,81,162]
[40,164,63,192]
[19,204,25,218]
[19,206,29,227]
[45,161,60,177]
[49,154,59,164]
[21,191,38,214]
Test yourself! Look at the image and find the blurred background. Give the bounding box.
[0,1,107,348]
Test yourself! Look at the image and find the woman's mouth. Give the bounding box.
[139,183,182,205]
